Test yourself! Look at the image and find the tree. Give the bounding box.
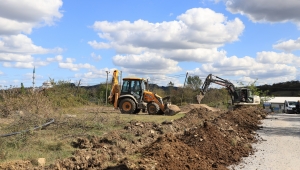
[20,83,25,94]
[167,81,174,96]
[186,75,202,91]
[247,80,273,104]
[168,81,174,86]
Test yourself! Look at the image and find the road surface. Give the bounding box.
[229,113,300,170]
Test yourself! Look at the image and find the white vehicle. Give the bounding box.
[41,81,53,89]
[283,100,297,114]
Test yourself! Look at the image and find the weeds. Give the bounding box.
[230,138,238,146]
[120,132,135,142]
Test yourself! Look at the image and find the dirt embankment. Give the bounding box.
[0,104,267,170]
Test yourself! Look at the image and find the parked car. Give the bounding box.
[283,100,297,114]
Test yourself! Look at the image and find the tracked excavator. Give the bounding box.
[108,70,180,115]
[198,74,260,108]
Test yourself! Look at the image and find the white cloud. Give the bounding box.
[74,68,117,85]
[0,34,55,54]
[47,55,63,62]
[90,8,244,76]
[14,62,34,68]
[112,52,182,74]
[0,53,33,62]
[59,62,95,71]
[0,0,63,35]
[65,58,75,63]
[2,62,11,67]
[160,48,227,62]
[273,38,300,52]
[0,17,33,35]
[192,54,297,83]
[0,0,63,72]
[91,52,102,61]
[256,51,300,65]
[2,60,49,68]
[225,0,300,27]
[148,74,183,87]
[88,41,111,49]
[90,8,244,57]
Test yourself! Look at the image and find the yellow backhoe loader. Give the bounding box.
[108,70,180,115]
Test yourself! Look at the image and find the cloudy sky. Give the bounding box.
[1,0,300,88]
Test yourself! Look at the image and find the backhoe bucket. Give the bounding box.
[164,104,181,116]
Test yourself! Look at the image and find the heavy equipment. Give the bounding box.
[108,70,180,115]
[198,74,260,107]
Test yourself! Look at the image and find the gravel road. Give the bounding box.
[229,113,300,170]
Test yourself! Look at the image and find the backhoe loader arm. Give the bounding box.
[108,70,120,108]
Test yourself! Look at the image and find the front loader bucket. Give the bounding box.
[164,104,181,116]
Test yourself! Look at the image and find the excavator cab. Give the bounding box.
[235,88,255,103]
[236,88,261,105]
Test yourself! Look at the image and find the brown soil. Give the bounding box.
[0,104,267,170]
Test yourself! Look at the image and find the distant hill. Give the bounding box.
[257,81,300,96]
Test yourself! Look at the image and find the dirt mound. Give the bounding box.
[180,104,220,112]
[139,106,267,170]
[0,105,268,170]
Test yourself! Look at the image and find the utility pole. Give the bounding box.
[32,66,35,91]
[181,72,188,106]
[105,71,110,106]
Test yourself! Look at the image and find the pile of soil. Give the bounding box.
[0,104,268,170]
[180,104,221,112]
[141,106,265,170]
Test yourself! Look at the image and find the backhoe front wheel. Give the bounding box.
[119,98,136,114]
[147,102,159,115]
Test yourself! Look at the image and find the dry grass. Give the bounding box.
[0,105,184,166]
[0,84,185,166]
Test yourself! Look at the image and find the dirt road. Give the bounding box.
[229,113,300,170]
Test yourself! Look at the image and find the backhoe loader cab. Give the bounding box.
[121,78,146,101]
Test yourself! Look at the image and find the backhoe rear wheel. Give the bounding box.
[147,102,159,115]
[119,98,136,114]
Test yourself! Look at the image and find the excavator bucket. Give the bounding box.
[196,93,204,104]
[164,104,181,116]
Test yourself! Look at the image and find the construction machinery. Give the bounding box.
[108,70,180,115]
[198,74,260,107]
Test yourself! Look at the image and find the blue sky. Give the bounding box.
[1,0,300,88]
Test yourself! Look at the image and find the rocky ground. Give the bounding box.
[0,104,268,170]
